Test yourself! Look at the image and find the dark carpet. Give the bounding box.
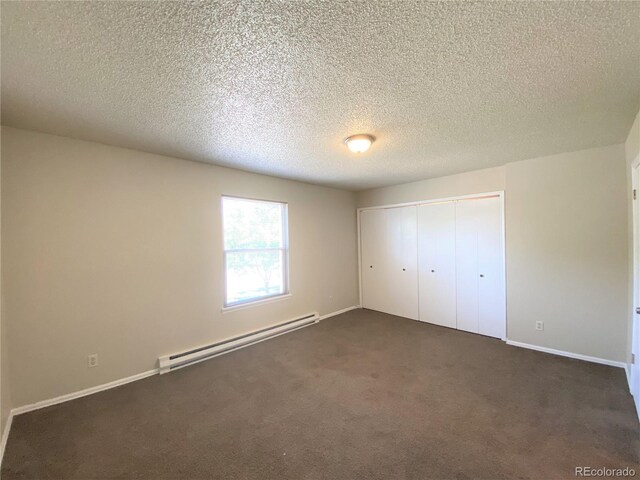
[2,309,638,479]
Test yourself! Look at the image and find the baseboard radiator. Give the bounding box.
[158,312,319,374]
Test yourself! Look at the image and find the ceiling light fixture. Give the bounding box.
[344,134,375,153]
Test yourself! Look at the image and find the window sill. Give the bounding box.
[221,293,292,313]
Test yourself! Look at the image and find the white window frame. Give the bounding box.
[221,195,290,310]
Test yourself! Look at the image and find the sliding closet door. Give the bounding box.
[360,206,419,320]
[361,197,503,333]
[386,206,419,320]
[455,200,480,334]
[455,197,505,338]
[476,197,505,338]
[417,202,456,328]
[361,208,390,314]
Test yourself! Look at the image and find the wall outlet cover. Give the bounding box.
[88,354,98,368]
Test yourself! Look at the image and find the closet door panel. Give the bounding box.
[477,197,505,339]
[386,206,419,320]
[361,196,503,334]
[418,203,456,328]
[360,208,389,314]
[455,200,480,334]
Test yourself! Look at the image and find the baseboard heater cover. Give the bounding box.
[158,312,319,374]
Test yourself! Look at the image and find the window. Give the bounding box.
[222,196,289,308]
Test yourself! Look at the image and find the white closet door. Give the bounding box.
[417,202,456,328]
[455,200,480,334]
[360,197,503,334]
[455,197,505,339]
[360,208,390,314]
[385,206,419,320]
[477,197,505,339]
[360,206,419,320]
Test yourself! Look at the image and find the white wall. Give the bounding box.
[357,144,629,363]
[1,127,359,408]
[626,110,640,364]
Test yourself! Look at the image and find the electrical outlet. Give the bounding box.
[88,354,98,368]
[535,321,544,331]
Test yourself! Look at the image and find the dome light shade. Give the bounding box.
[345,134,375,153]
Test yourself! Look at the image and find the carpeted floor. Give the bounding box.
[2,309,638,479]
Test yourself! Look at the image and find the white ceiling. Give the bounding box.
[2,1,639,191]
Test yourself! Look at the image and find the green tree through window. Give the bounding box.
[222,196,288,307]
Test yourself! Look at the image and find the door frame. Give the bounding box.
[630,154,640,419]
[357,191,506,339]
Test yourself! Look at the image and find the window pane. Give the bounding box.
[223,197,284,250]
[225,250,285,305]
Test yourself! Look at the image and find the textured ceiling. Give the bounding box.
[2,1,639,190]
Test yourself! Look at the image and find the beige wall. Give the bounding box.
[1,124,632,410]
[506,144,628,361]
[1,306,9,441]
[0,140,9,441]
[357,144,628,362]
[1,127,359,408]
[627,110,640,165]
[356,166,505,208]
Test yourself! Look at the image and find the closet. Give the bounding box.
[360,206,419,320]
[455,197,505,338]
[417,202,457,329]
[359,194,505,339]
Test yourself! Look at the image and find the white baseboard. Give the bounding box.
[10,306,360,419]
[506,340,626,369]
[11,368,159,417]
[0,410,13,468]
[626,363,632,392]
[1,304,358,465]
[319,305,360,320]
[2,370,160,466]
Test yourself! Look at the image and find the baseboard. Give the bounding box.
[11,368,159,417]
[0,410,14,468]
[10,306,360,418]
[319,305,360,320]
[2,370,160,465]
[506,340,626,368]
